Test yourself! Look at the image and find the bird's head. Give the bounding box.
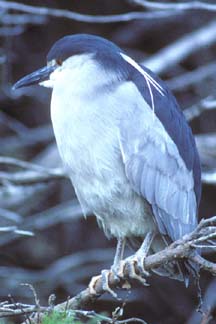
[13,34,127,90]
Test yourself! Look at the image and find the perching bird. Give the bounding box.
[13,34,201,285]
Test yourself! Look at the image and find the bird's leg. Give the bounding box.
[134,231,155,274]
[112,237,126,274]
[88,238,126,299]
[100,238,126,298]
[122,231,155,285]
[89,234,154,297]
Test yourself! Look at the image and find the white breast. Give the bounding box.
[50,55,155,238]
[50,57,120,197]
[50,56,121,176]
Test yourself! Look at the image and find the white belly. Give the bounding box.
[50,66,155,238]
[72,161,155,238]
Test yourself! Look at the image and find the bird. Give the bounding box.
[13,34,201,289]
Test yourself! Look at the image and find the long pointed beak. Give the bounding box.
[13,65,56,90]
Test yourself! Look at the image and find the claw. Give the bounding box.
[111,260,125,279]
[101,269,120,300]
[88,274,102,295]
[89,270,120,299]
[134,254,150,278]
[111,250,150,286]
[120,253,150,286]
[122,231,154,285]
[125,257,149,286]
[110,261,132,290]
[88,233,153,296]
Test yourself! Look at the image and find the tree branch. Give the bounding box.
[201,170,216,185]
[0,169,65,185]
[1,13,47,25]
[40,215,216,311]
[167,63,216,92]
[184,97,216,122]
[1,215,216,322]
[0,156,66,184]
[0,1,179,24]
[0,156,62,173]
[144,20,216,74]
[132,0,216,12]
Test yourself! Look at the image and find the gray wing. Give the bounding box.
[118,83,198,241]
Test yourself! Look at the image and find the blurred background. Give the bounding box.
[0,0,216,323]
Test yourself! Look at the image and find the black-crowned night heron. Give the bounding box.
[13,34,201,289]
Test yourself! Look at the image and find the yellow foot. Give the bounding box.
[88,274,101,296]
[101,269,120,299]
[88,270,120,299]
[120,254,150,286]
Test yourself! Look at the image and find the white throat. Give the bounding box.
[39,53,95,89]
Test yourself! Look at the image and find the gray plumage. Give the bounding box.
[13,34,201,281]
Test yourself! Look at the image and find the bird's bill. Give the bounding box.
[13,65,56,90]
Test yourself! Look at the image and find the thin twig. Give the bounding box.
[188,279,216,324]
[0,225,33,236]
[0,167,66,185]
[0,156,62,173]
[0,303,147,323]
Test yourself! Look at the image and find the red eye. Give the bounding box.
[56,59,62,66]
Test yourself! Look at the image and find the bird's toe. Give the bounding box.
[88,274,102,296]
[101,269,120,300]
[122,255,150,286]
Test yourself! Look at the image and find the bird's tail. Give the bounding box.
[128,234,199,286]
[151,235,200,287]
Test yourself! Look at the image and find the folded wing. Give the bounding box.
[118,63,201,241]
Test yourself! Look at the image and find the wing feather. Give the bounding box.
[118,83,199,241]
